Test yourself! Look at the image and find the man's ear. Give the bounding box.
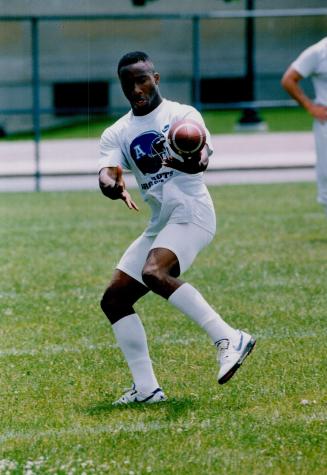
[154,72,160,84]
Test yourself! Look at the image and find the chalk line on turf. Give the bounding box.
[0,329,326,358]
[0,412,326,444]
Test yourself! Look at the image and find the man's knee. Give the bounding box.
[100,286,134,324]
[100,286,115,314]
[142,262,163,291]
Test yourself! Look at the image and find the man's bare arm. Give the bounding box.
[281,67,327,121]
[99,165,139,211]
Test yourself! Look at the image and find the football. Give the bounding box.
[167,119,206,157]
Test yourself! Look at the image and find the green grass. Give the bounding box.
[1,107,312,141]
[203,107,313,134]
[0,183,326,474]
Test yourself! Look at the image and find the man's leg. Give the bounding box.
[141,223,255,384]
[141,247,237,343]
[101,269,163,399]
[313,120,327,212]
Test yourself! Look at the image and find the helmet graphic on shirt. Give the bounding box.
[130,131,169,175]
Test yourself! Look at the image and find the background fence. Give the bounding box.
[0,7,326,190]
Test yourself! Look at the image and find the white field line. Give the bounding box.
[0,412,326,445]
[0,341,117,357]
[0,420,165,444]
[0,218,145,235]
[0,329,326,358]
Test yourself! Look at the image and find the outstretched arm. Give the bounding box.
[99,165,139,211]
[162,144,210,174]
[281,67,327,122]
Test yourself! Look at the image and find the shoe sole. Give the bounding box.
[112,398,167,406]
[218,337,256,385]
[143,395,167,404]
[112,394,167,406]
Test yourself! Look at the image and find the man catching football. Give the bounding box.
[98,51,256,405]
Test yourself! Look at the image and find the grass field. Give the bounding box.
[0,183,326,474]
[0,107,313,141]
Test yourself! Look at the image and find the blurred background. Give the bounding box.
[0,0,326,190]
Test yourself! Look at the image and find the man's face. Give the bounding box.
[119,60,161,115]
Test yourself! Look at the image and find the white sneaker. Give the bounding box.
[112,384,167,406]
[217,330,256,385]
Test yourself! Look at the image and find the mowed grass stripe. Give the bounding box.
[1,411,327,445]
[0,329,326,358]
[0,184,326,474]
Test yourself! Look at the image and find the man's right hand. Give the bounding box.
[308,103,327,122]
[281,67,327,123]
[99,165,139,211]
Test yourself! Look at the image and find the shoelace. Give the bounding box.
[216,339,231,360]
[118,388,138,403]
[123,385,137,395]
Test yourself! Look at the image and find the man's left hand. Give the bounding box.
[162,153,206,174]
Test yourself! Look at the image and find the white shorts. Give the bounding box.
[313,119,327,206]
[117,223,214,285]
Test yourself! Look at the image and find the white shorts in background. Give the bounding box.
[313,119,327,206]
[116,223,214,285]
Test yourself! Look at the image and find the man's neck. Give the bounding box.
[133,96,163,116]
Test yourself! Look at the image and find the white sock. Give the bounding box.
[112,313,159,394]
[168,283,237,345]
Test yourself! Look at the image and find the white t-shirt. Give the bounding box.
[99,99,216,236]
[292,37,327,106]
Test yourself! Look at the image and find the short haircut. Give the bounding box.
[117,51,155,76]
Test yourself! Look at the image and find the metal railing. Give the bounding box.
[0,7,326,191]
